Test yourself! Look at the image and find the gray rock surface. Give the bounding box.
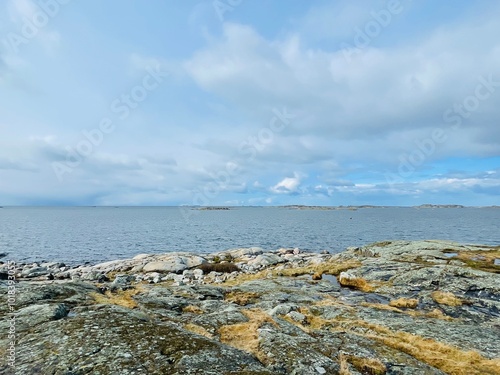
[1,240,498,374]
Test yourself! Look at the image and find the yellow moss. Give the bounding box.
[346,355,387,375]
[184,323,213,339]
[338,274,374,292]
[182,305,204,314]
[421,308,454,321]
[89,287,142,309]
[431,291,463,306]
[388,298,418,309]
[225,291,261,306]
[218,308,277,363]
[312,272,323,280]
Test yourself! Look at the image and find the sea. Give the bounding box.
[0,206,498,265]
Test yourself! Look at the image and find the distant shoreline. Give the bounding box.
[1,205,498,209]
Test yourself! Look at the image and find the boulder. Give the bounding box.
[143,255,206,273]
[248,254,284,268]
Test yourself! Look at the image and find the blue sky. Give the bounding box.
[0,0,499,206]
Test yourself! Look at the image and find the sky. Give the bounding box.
[0,0,499,206]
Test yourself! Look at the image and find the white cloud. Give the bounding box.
[271,172,302,194]
[184,16,500,161]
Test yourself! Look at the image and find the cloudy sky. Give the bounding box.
[1,0,499,206]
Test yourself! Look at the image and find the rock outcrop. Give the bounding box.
[1,240,499,374]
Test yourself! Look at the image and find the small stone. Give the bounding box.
[113,274,135,286]
[193,269,204,279]
[268,304,297,316]
[183,270,195,278]
[293,248,300,255]
[315,366,326,374]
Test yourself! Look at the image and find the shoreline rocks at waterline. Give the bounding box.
[1,240,499,374]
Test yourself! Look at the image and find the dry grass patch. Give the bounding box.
[225,291,261,306]
[339,353,352,375]
[184,323,214,339]
[219,308,277,362]
[281,306,349,332]
[431,291,463,306]
[280,309,497,375]
[182,305,204,314]
[363,302,454,321]
[198,262,240,274]
[346,355,387,375]
[332,320,500,375]
[222,259,361,286]
[388,298,418,309]
[314,296,357,310]
[443,249,500,273]
[90,287,142,309]
[282,307,496,374]
[283,259,362,278]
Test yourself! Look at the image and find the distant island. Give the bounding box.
[413,204,465,209]
[195,206,231,211]
[280,205,386,210]
[183,205,493,211]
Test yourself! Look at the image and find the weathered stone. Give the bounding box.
[132,253,151,260]
[248,253,284,268]
[112,274,135,286]
[21,266,48,278]
[143,255,206,273]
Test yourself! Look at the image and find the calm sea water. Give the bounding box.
[0,207,498,265]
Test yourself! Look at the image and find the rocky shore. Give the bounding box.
[1,240,499,374]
